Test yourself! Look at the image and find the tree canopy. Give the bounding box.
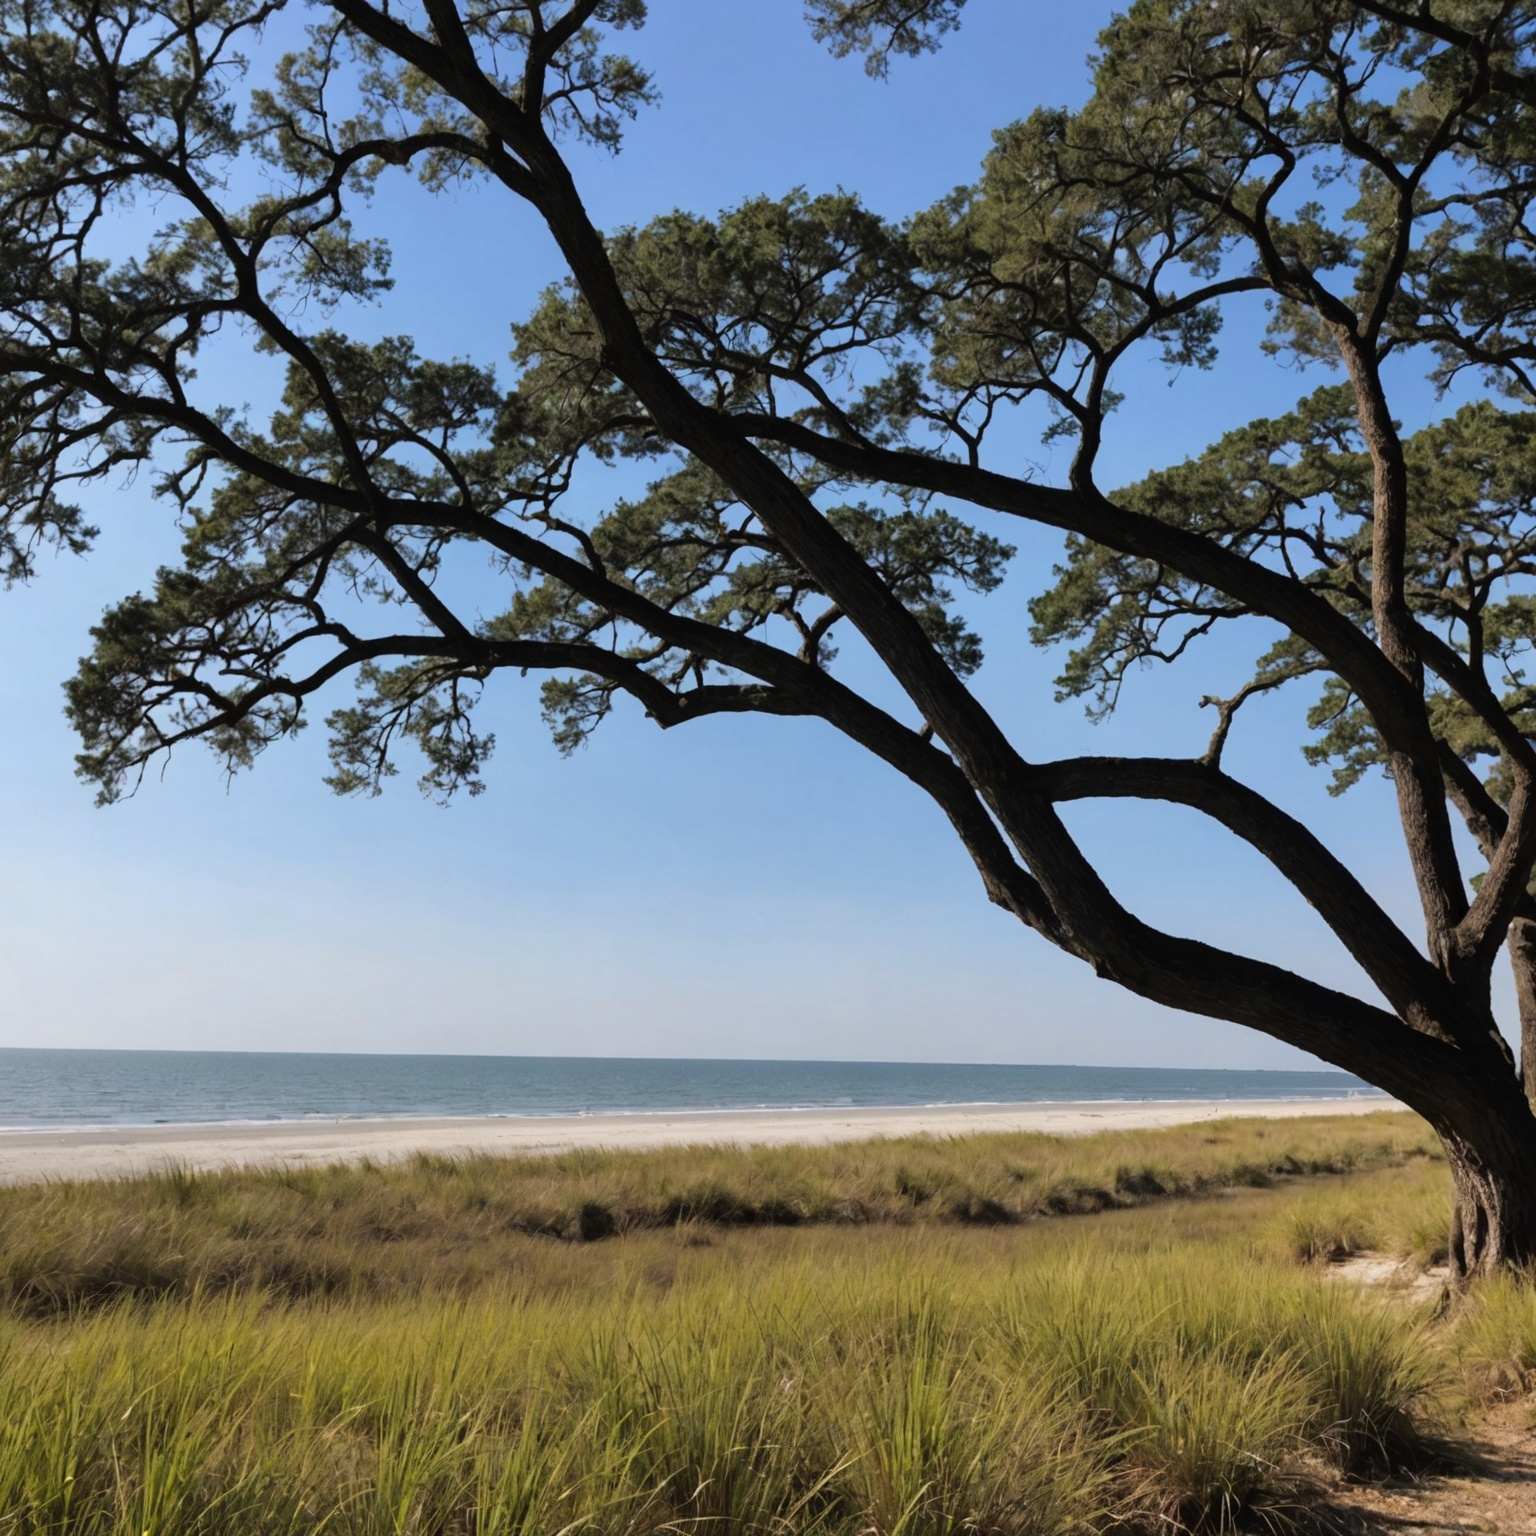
[6,0,1536,1272]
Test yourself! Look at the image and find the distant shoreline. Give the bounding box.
[0,1095,1405,1186]
[0,1089,1389,1136]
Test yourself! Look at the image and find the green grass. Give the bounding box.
[1446,1270,1536,1405]
[0,1112,1492,1536]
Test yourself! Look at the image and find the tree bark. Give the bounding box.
[1508,914,1536,1112]
[1440,1106,1536,1281]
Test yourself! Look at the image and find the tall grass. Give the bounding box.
[0,1148,1453,1535]
[1445,1273,1536,1404]
[0,1267,1424,1535]
[1269,1159,1452,1270]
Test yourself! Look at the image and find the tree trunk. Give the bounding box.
[1507,914,1536,1112]
[1442,1110,1536,1281]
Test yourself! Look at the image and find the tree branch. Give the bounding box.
[1033,752,1457,1038]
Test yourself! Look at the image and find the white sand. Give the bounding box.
[0,1096,1403,1185]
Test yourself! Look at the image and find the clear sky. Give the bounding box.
[0,0,1489,1066]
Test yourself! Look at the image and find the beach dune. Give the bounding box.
[0,1096,1402,1185]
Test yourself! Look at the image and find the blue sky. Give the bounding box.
[0,0,1485,1066]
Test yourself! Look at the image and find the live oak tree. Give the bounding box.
[6,0,1536,1274]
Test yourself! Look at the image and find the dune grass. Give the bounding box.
[0,1111,1435,1315]
[0,1221,1440,1535]
[1270,1162,1453,1270]
[1273,1165,1536,1420]
[0,1112,1488,1535]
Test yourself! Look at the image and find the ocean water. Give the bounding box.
[0,1049,1383,1130]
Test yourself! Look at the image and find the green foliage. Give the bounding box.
[806,0,971,77]
[1030,387,1365,715]
[1037,386,1536,798]
[513,190,926,426]
[983,0,1536,804]
[2,0,1528,847]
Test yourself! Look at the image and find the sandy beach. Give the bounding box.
[0,1096,1403,1185]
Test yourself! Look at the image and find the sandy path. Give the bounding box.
[0,1096,1401,1185]
[1327,1406,1536,1534]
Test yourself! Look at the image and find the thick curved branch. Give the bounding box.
[1032,753,1456,1038]
[1067,917,1463,1109]
[1409,621,1536,969]
[1413,621,1536,776]
[738,403,1485,977]
[731,413,1437,759]
[1339,339,1470,958]
[523,0,606,113]
[1459,777,1536,972]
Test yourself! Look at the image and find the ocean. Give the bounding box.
[0,1049,1383,1130]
